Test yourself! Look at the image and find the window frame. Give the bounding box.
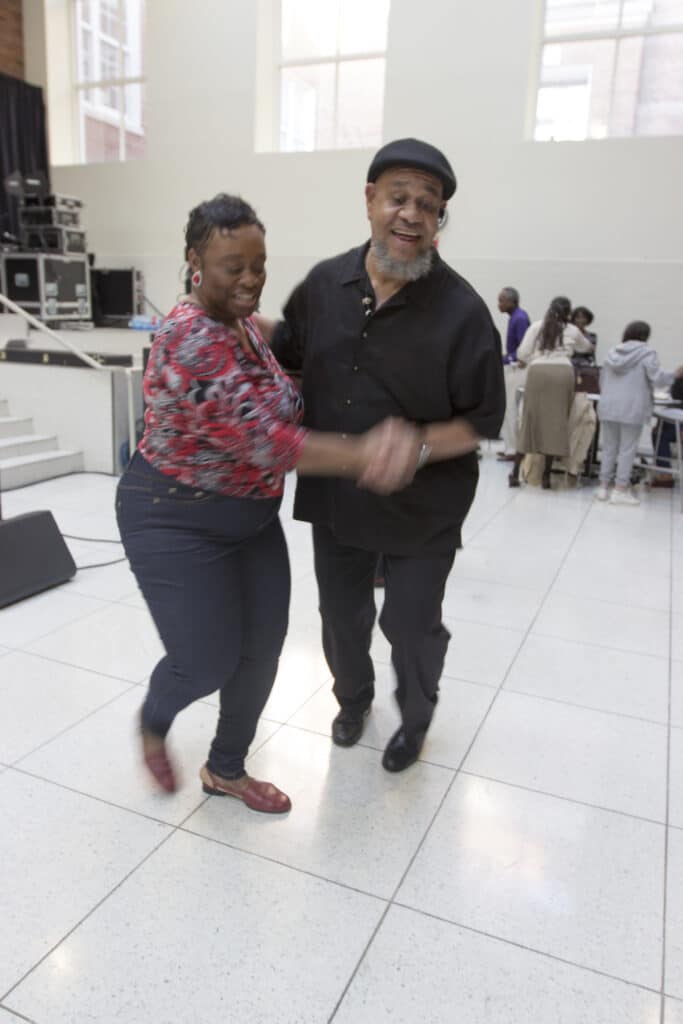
[72,0,145,163]
[273,0,389,152]
[534,0,683,140]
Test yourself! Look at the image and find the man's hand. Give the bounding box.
[356,418,422,495]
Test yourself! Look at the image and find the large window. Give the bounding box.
[74,0,145,163]
[276,0,390,152]
[535,0,683,140]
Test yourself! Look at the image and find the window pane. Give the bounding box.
[122,0,144,76]
[78,26,93,84]
[100,0,118,38]
[100,0,120,38]
[544,0,621,36]
[338,0,390,55]
[635,31,683,133]
[535,39,615,139]
[280,63,335,150]
[80,93,121,162]
[609,36,642,134]
[281,0,339,60]
[98,82,121,112]
[124,83,146,158]
[99,39,120,81]
[336,58,385,147]
[621,0,683,28]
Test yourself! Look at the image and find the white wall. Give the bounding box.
[0,361,142,472]
[27,0,683,365]
[22,0,47,89]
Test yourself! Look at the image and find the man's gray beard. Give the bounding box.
[370,240,434,282]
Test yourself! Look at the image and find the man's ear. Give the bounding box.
[365,182,376,220]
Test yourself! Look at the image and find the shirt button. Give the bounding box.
[345,398,352,405]
[353,365,359,371]
[361,331,368,339]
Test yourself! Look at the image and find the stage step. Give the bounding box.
[0,401,85,489]
[0,449,84,490]
[0,434,59,460]
[0,415,34,438]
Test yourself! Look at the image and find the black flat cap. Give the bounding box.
[367,138,457,199]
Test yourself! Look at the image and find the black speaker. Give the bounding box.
[0,511,77,608]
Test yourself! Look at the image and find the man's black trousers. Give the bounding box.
[312,523,456,742]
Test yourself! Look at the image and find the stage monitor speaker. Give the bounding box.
[0,511,77,608]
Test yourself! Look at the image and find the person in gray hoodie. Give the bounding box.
[597,321,683,506]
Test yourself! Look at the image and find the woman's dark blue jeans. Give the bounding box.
[116,452,290,778]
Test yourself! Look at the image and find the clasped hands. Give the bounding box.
[356,418,424,495]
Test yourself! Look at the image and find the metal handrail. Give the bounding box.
[0,291,139,468]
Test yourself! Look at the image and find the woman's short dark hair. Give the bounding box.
[571,306,594,325]
[184,194,265,261]
[622,320,651,343]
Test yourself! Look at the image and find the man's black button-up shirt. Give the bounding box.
[272,243,505,556]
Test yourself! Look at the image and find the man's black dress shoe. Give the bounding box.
[381,727,422,772]
[332,707,370,747]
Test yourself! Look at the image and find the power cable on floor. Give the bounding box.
[76,557,128,570]
[63,534,122,544]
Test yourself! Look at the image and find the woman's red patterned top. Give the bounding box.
[139,301,306,498]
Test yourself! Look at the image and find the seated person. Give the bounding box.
[652,374,683,487]
[571,306,598,351]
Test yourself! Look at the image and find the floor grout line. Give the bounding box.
[0,594,113,653]
[1,645,148,687]
[6,763,204,830]
[660,497,675,1024]
[175,823,392,904]
[528,627,670,660]
[0,778,217,1009]
[500,684,671,728]
[456,769,668,828]
[9,684,139,770]
[456,485,524,546]
[390,901,664,997]
[0,824,178,1007]
[0,1006,37,1023]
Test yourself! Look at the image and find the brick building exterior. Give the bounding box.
[0,0,24,79]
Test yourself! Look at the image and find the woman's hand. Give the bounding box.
[356,418,422,495]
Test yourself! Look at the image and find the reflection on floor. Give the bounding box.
[0,455,681,1023]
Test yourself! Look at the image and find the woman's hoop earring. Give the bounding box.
[192,270,202,287]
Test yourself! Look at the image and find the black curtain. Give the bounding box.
[0,72,50,242]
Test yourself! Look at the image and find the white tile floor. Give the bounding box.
[0,455,681,1023]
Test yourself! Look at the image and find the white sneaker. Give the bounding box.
[595,486,609,501]
[610,489,640,506]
